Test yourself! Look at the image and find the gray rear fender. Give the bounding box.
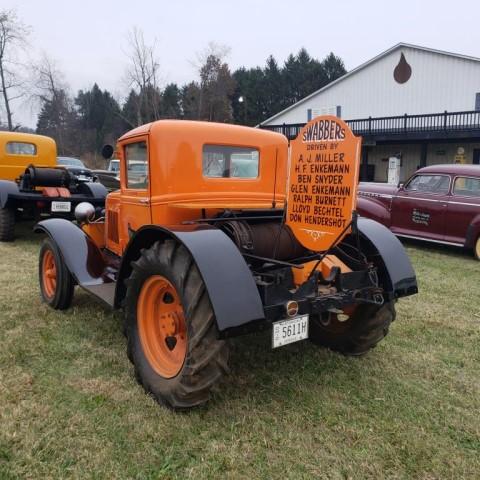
[116,224,266,336]
[352,217,418,298]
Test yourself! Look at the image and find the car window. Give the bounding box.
[124,141,148,189]
[405,174,450,194]
[6,142,37,155]
[58,157,85,167]
[203,145,259,178]
[129,163,147,173]
[453,177,480,197]
[109,160,120,172]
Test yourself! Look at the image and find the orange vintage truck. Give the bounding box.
[0,131,107,241]
[35,118,417,409]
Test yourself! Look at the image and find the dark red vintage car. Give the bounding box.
[357,164,480,259]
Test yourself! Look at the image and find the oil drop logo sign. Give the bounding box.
[286,115,362,252]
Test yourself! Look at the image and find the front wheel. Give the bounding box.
[39,238,75,309]
[124,240,229,410]
[309,302,395,356]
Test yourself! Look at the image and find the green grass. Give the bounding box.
[0,223,479,479]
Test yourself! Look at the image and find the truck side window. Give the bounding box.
[203,145,259,178]
[405,174,450,194]
[125,141,148,189]
[6,142,37,155]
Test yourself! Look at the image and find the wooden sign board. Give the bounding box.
[286,115,362,252]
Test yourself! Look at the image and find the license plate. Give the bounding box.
[51,201,71,213]
[272,315,309,348]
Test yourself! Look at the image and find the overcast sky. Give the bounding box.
[4,0,480,128]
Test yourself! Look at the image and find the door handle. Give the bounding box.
[139,198,150,204]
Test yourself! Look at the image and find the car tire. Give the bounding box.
[39,237,75,310]
[309,302,395,356]
[0,207,15,242]
[124,240,229,410]
[473,236,480,261]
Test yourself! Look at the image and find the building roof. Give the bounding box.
[259,43,480,126]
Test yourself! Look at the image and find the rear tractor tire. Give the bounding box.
[309,302,395,356]
[124,240,229,410]
[39,238,75,310]
[0,207,15,242]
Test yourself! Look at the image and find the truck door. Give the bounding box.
[390,173,450,241]
[119,138,151,249]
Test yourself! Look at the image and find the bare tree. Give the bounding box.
[192,41,231,71]
[0,9,30,130]
[124,27,161,125]
[32,54,68,103]
[33,55,77,154]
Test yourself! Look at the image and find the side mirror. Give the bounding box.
[398,182,404,189]
[101,144,114,160]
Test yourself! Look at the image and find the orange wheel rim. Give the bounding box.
[137,276,187,378]
[42,250,57,299]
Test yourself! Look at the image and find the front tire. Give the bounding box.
[0,207,15,242]
[39,238,74,309]
[125,240,229,410]
[309,302,395,356]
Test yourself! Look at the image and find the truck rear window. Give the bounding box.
[6,142,37,155]
[203,145,259,178]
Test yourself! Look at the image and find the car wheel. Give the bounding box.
[474,236,480,261]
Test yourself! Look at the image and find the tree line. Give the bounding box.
[0,10,346,166]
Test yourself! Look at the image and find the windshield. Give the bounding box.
[57,157,85,168]
[109,160,120,172]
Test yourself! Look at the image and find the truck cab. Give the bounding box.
[104,120,288,256]
[0,131,57,181]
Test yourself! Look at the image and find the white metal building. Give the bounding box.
[260,43,480,182]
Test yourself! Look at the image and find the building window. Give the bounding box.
[475,93,480,111]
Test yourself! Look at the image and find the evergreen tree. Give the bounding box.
[198,54,235,122]
[122,89,141,128]
[321,52,347,82]
[36,88,77,155]
[161,83,181,118]
[232,67,265,126]
[180,82,201,120]
[75,83,125,153]
[263,55,283,118]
